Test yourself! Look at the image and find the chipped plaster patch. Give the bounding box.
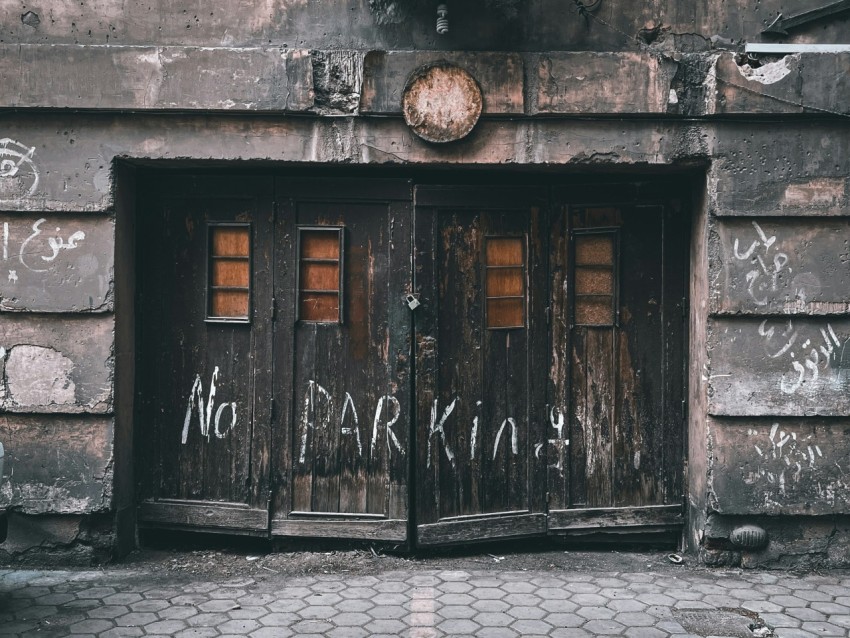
[4,345,76,407]
[736,56,794,85]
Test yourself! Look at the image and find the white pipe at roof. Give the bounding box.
[746,43,850,53]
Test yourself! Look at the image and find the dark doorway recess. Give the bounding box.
[135,172,691,546]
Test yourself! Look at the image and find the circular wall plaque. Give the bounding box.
[402,62,483,143]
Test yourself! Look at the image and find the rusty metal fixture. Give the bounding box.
[436,4,449,34]
[402,62,483,143]
[730,524,769,550]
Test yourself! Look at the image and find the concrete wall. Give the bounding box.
[0,0,848,565]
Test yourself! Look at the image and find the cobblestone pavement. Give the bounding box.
[1,564,849,637]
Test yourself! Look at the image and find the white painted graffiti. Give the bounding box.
[298,380,403,464]
[0,138,39,198]
[732,221,789,307]
[181,366,237,444]
[731,222,847,395]
[747,423,849,508]
[1,218,86,277]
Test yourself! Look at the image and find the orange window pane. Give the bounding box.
[300,293,339,322]
[211,290,249,318]
[487,267,524,297]
[575,235,614,266]
[486,237,523,266]
[301,231,340,260]
[487,298,524,328]
[212,227,250,257]
[575,268,613,295]
[300,262,339,292]
[212,259,250,288]
[575,297,614,325]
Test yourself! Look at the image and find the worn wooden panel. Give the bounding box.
[712,218,850,315]
[137,500,268,532]
[709,418,850,515]
[418,513,546,546]
[0,415,113,514]
[136,176,273,520]
[0,314,113,413]
[273,179,411,540]
[3,45,314,112]
[562,202,686,512]
[0,213,113,312]
[534,52,677,115]
[546,207,570,511]
[613,207,664,507]
[548,505,683,531]
[271,519,406,541]
[362,51,524,115]
[415,187,548,543]
[708,318,850,416]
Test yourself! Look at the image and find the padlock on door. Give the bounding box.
[406,293,421,310]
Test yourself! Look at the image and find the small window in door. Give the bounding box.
[297,226,344,323]
[573,228,618,326]
[207,223,251,323]
[485,236,526,329]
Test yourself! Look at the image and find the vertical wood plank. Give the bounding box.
[547,204,570,510]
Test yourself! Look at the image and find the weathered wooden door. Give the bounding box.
[137,176,274,533]
[414,186,550,545]
[547,188,687,532]
[270,179,412,541]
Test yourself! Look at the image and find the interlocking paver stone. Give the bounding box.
[0,561,848,638]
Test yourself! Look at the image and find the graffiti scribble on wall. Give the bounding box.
[0,138,39,199]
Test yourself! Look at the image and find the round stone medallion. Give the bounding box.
[401,62,483,143]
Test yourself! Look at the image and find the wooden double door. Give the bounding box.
[136,176,687,544]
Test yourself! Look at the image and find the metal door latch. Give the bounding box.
[406,294,421,310]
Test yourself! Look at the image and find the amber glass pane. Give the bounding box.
[575,297,614,325]
[211,290,249,318]
[212,227,249,257]
[488,298,524,328]
[212,260,249,288]
[487,267,524,297]
[575,235,614,266]
[486,237,523,266]
[301,262,339,291]
[300,293,339,322]
[301,231,340,260]
[575,268,613,295]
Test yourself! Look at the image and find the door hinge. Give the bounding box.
[270,397,276,422]
[545,306,551,326]
[271,296,277,321]
[682,296,687,320]
[681,399,687,422]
